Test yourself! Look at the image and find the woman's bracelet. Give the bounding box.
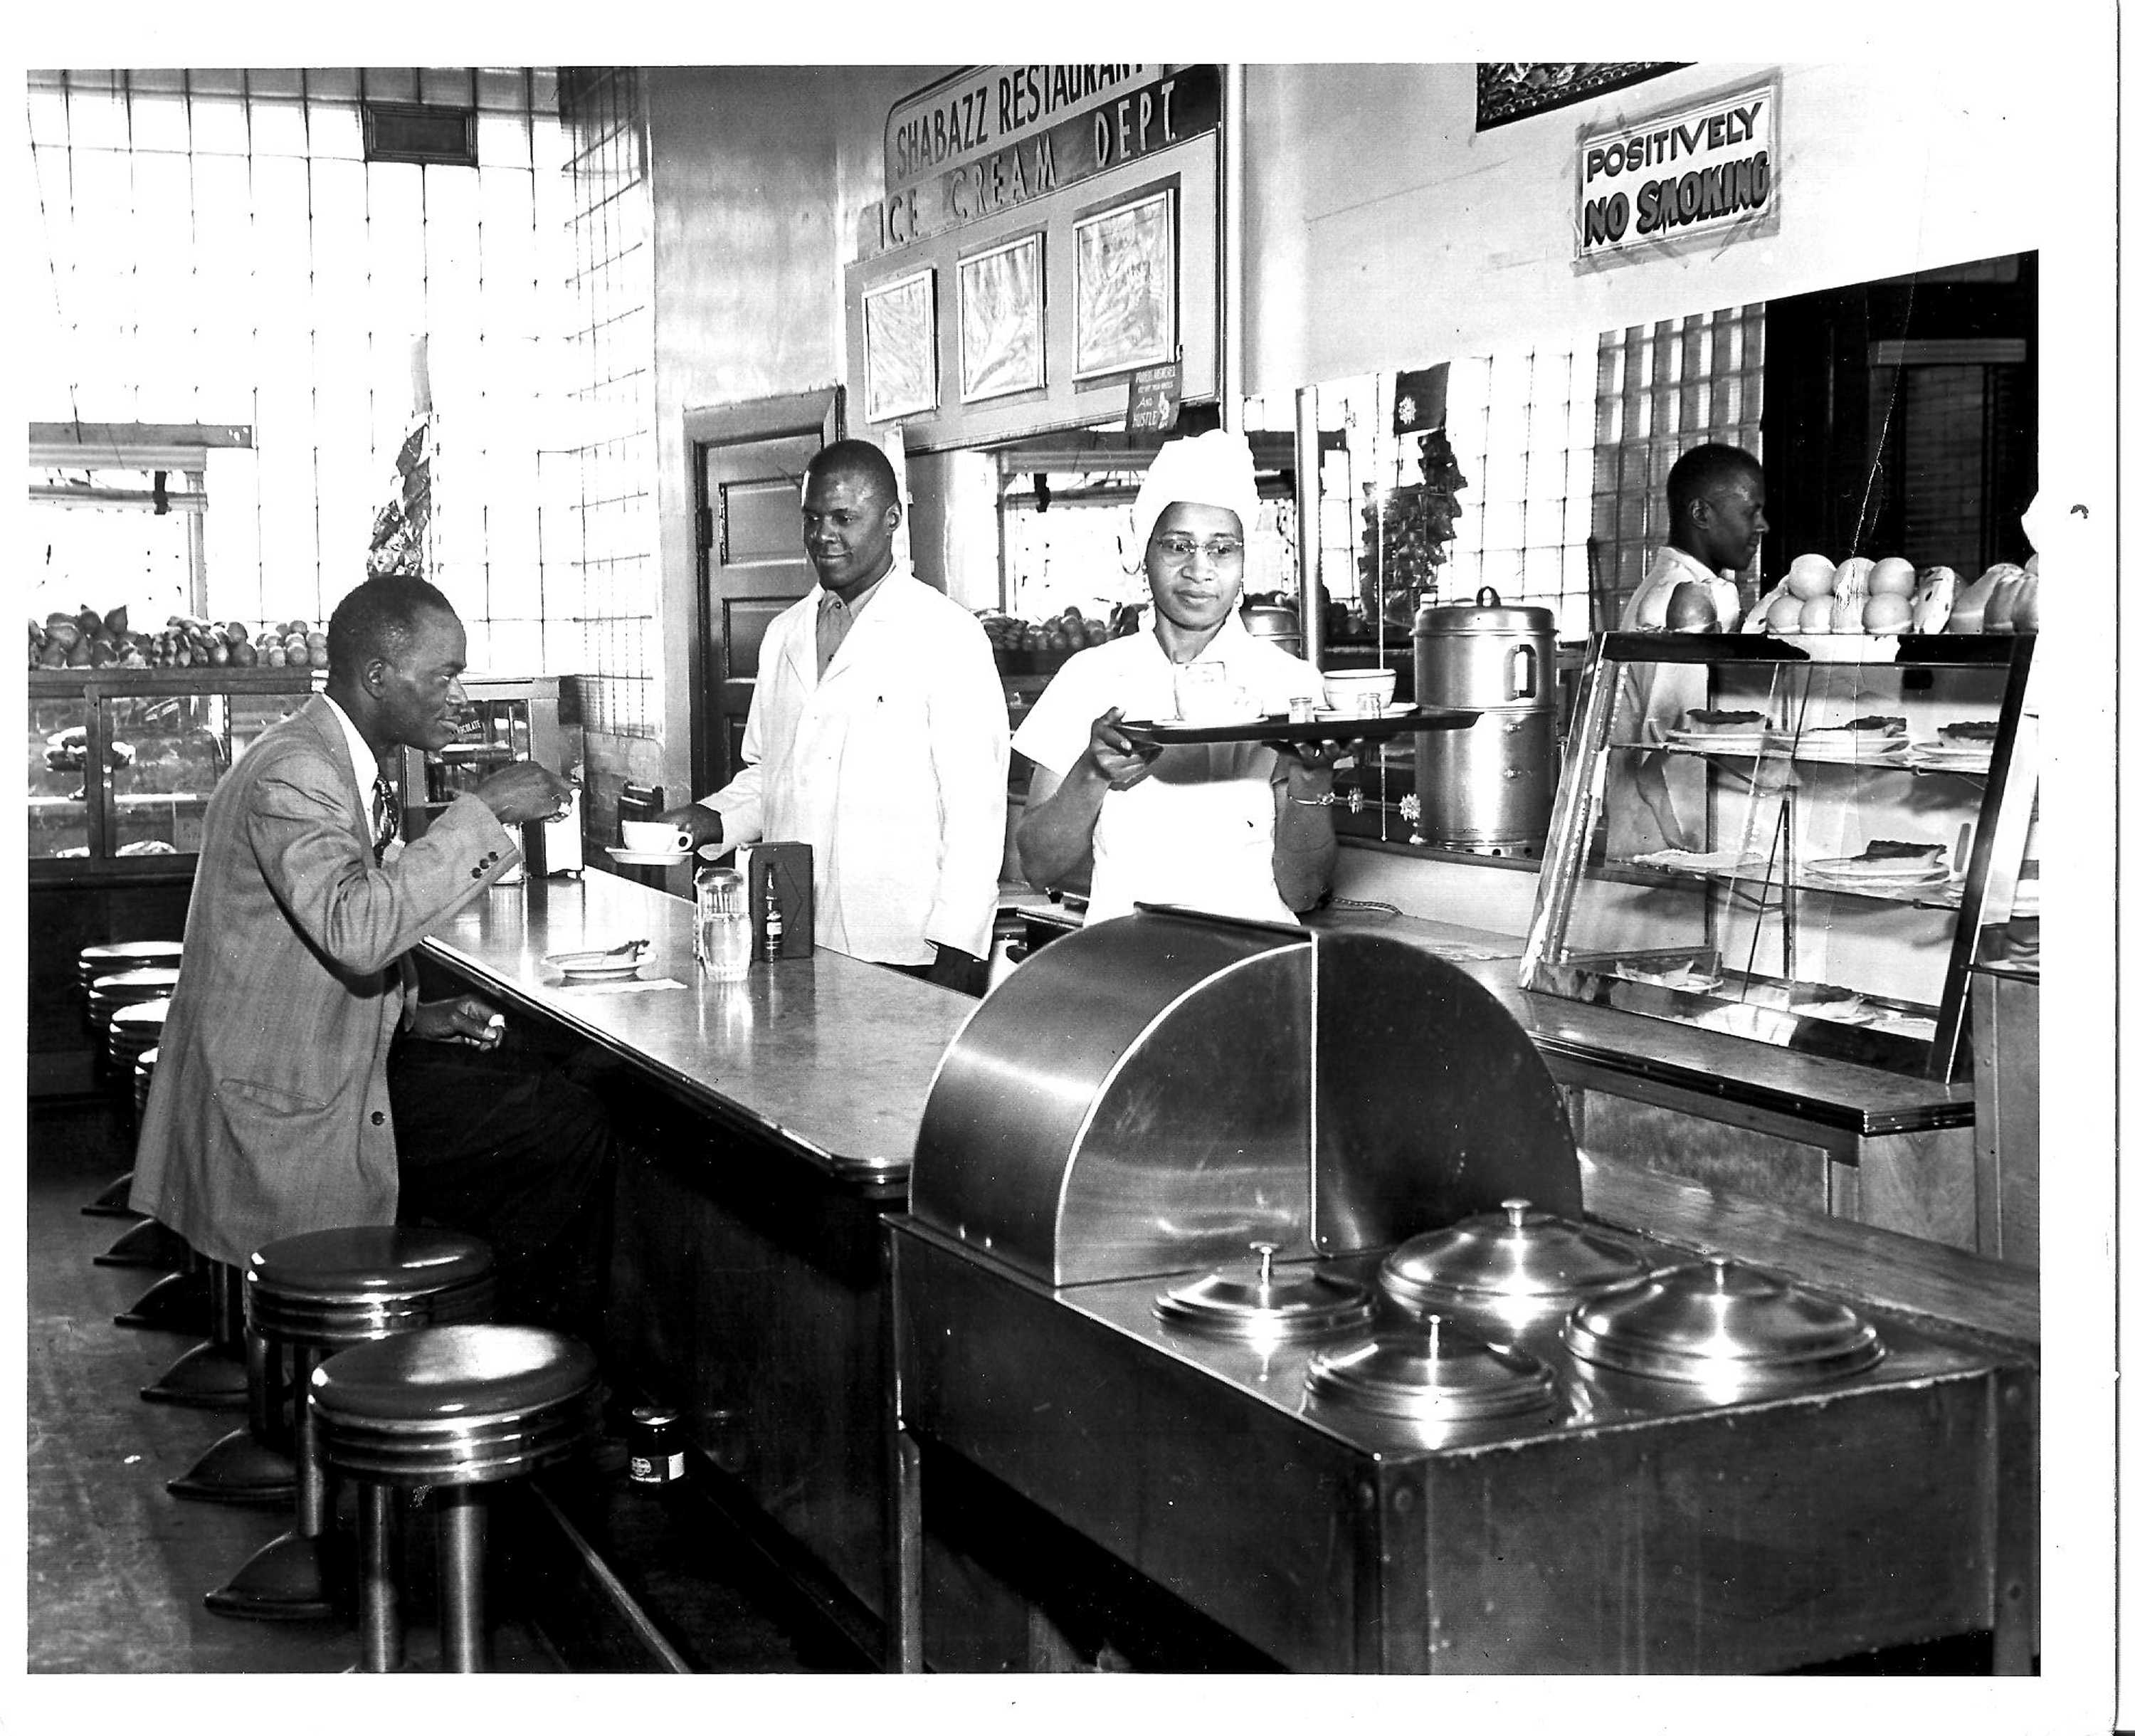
[1287,788,1342,807]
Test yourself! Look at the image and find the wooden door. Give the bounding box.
[688,389,843,794]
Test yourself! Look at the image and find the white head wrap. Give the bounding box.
[1132,428,1260,551]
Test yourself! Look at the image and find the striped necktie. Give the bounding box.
[371,777,401,861]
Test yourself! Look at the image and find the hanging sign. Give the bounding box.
[1127,359,1183,433]
[1574,75,1779,269]
[865,64,1218,258]
[887,65,1155,193]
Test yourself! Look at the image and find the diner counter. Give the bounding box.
[419,869,979,1185]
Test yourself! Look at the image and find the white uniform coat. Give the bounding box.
[702,568,1008,964]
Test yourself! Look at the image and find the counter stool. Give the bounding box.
[140,1258,250,1409]
[79,951,180,1216]
[86,967,180,1080]
[206,1228,497,1623]
[312,1323,600,1671]
[93,1006,178,1271]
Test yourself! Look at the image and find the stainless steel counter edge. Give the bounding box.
[416,871,983,1189]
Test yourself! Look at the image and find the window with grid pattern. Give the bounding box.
[558,68,657,737]
[1589,306,1765,631]
[26,68,576,672]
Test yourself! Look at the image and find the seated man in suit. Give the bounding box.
[131,574,613,1346]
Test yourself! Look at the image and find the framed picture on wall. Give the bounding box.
[862,268,938,423]
[1475,63,1687,131]
[957,233,1046,405]
[1072,189,1175,382]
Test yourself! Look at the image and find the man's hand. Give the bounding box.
[408,993,505,1049]
[1083,707,1161,791]
[471,761,571,826]
[657,802,723,853]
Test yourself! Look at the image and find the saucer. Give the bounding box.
[608,848,692,866]
[544,947,653,983]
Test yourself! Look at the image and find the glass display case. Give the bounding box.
[28,668,321,880]
[389,675,581,840]
[1522,632,2037,1083]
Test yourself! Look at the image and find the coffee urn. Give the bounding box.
[1411,587,1556,856]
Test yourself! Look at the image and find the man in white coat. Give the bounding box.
[663,440,1008,994]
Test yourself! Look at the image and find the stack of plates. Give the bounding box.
[1802,853,1949,895]
[1781,729,1909,764]
[1662,727,1768,756]
[1908,727,1997,773]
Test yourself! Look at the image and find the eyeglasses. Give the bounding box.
[1151,534,1246,565]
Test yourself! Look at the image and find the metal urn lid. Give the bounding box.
[1154,1242,1374,1343]
[1413,586,1556,636]
[1304,1312,1557,1427]
[1379,1198,1649,1324]
[1563,1258,1885,1395]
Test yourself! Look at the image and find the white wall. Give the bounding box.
[1241,58,2065,389]
[642,65,949,791]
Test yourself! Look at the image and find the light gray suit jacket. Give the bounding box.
[129,696,520,1266]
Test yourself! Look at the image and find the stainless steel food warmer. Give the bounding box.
[887,906,2036,1673]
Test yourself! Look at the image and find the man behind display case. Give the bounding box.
[1611,443,1769,856]
[661,439,1008,996]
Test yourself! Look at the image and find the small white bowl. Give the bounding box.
[621,819,689,854]
[1323,668,1398,709]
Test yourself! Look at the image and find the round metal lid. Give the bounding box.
[1563,1258,1885,1394]
[1413,587,1556,636]
[1154,1242,1374,1344]
[1379,1197,1648,1323]
[1305,1312,1557,1426]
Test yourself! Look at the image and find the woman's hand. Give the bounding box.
[1085,707,1161,791]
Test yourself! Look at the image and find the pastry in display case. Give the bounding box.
[1522,631,2036,1083]
[28,668,321,879]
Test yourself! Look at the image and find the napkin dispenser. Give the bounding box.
[522,786,586,878]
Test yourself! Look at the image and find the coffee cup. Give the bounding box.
[621,819,688,855]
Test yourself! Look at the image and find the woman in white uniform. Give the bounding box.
[1013,428,1346,926]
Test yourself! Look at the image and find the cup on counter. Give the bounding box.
[622,819,690,855]
[694,867,752,982]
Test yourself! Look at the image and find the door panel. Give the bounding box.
[689,389,842,793]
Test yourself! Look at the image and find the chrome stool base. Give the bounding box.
[114,1268,210,1335]
[205,1528,341,1622]
[141,1339,248,1409]
[169,1424,298,1506]
[95,1217,189,1271]
[82,1171,143,1219]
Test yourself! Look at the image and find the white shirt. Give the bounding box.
[320,694,381,846]
[1620,545,1742,634]
[1013,615,1326,927]
[700,567,1008,965]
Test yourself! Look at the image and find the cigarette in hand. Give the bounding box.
[483,1013,504,1048]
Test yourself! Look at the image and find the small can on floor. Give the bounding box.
[627,1406,685,1485]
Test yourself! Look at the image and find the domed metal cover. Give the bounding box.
[1154,1243,1374,1343]
[1379,1197,1648,1322]
[1305,1314,1557,1425]
[1564,1258,1884,1394]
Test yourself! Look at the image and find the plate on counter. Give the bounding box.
[1117,705,1477,748]
[544,945,653,983]
[608,848,692,867]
